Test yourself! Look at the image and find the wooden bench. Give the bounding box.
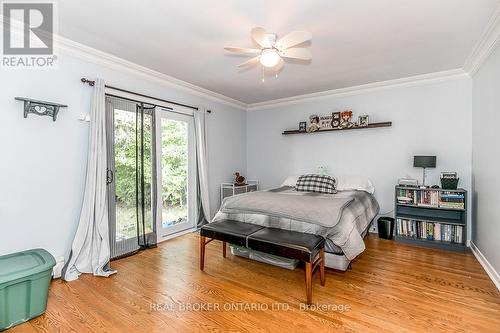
[199,220,325,304]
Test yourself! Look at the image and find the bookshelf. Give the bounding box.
[394,186,467,252]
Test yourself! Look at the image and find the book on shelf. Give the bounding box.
[396,188,464,209]
[439,191,465,209]
[396,218,463,244]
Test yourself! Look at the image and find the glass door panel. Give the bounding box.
[156,109,196,238]
[113,108,138,243]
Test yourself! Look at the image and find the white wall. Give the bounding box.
[0,44,481,269]
[0,51,246,260]
[247,77,472,235]
[471,43,500,274]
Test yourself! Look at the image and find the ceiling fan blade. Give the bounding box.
[238,55,261,67]
[280,48,312,60]
[251,27,271,48]
[275,31,312,50]
[224,47,261,54]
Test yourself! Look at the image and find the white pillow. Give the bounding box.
[281,175,300,187]
[336,175,375,194]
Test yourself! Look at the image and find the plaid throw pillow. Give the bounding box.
[295,174,337,194]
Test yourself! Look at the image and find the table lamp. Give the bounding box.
[414,156,436,187]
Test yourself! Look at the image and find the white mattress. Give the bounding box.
[324,252,351,271]
[324,224,372,271]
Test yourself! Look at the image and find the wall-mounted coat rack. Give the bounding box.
[15,97,67,121]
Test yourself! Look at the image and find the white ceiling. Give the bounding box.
[58,0,498,104]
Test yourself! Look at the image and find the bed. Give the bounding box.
[212,184,380,271]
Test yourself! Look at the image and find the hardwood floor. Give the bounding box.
[11,234,500,333]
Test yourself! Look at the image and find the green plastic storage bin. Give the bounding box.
[0,249,55,330]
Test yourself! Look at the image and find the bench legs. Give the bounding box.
[305,262,313,304]
[200,236,206,271]
[201,234,325,305]
[305,247,326,304]
[199,236,228,271]
[319,248,325,286]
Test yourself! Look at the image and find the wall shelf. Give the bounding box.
[15,97,67,121]
[282,121,392,135]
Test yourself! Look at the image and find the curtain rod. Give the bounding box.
[80,78,211,113]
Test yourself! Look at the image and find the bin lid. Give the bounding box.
[0,248,56,284]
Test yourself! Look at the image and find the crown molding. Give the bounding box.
[55,36,248,110]
[464,2,500,76]
[246,69,468,111]
[0,15,483,111]
[0,14,246,109]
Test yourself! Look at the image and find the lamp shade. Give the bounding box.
[414,156,436,168]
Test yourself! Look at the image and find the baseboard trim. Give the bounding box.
[157,227,197,243]
[470,241,500,292]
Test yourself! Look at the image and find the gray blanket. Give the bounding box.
[220,189,353,228]
[213,187,380,260]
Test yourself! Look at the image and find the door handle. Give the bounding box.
[106,168,114,185]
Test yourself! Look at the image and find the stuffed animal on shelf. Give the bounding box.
[307,114,320,133]
[234,172,246,186]
[339,110,354,129]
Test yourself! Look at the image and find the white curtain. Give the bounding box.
[194,109,211,226]
[63,79,117,281]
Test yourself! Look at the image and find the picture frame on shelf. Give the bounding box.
[358,115,369,127]
[298,121,307,132]
[319,115,333,130]
[441,172,457,179]
[331,112,341,128]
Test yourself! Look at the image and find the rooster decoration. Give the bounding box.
[234,172,246,186]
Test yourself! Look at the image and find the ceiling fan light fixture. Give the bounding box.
[260,49,281,68]
[225,27,312,78]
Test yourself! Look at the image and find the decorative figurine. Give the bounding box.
[307,114,320,133]
[339,110,354,129]
[234,172,246,186]
[318,166,328,175]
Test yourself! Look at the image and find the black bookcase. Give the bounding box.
[394,186,467,252]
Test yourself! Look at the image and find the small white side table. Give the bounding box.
[220,181,259,205]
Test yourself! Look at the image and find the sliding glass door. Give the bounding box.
[155,108,197,239]
[106,96,197,258]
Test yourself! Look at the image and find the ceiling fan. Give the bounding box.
[225,27,312,81]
